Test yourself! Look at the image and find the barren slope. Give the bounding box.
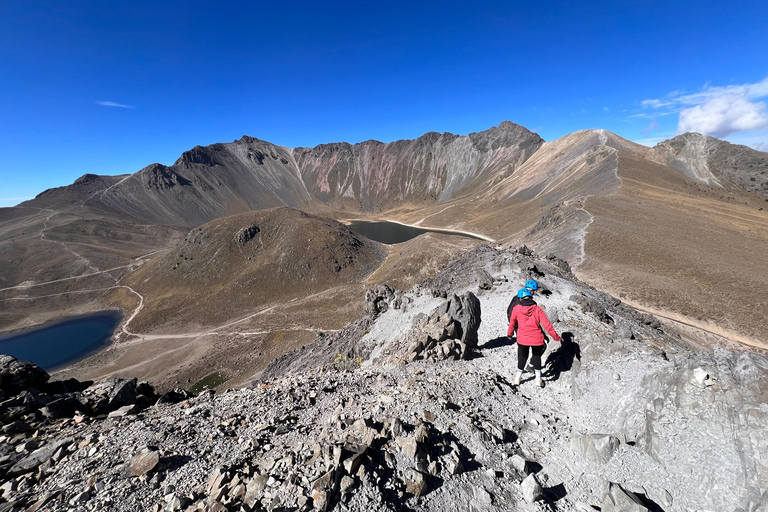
[578,151,768,347]
[123,208,385,332]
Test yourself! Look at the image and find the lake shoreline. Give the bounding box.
[0,310,122,371]
[344,219,493,244]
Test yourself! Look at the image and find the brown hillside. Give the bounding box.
[124,207,386,332]
[578,151,768,347]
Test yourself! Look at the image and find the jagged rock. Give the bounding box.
[2,421,31,434]
[365,284,395,317]
[311,489,329,511]
[0,355,49,392]
[691,367,714,387]
[476,269,493,290]
[163,494,190,511]
[570,432,620,464]
[510,454,530,474]
[69,490,90,506]
[23,490,59,512]
[395,436,419,460]
[662,489,673,507]
[404,469,427,496]
[446,452,464,476]
[108,404,139,417]
[206,501,227,512]
[127,446,160,477]
[388,291,481,363]
[157,388,192,405]
[243,474,269,507]
[569,294,614,325]
[108,378,138,408]
[601,482,649,512]
[339,475,355,494]
[8,436,72,475]
[521,473,543,503]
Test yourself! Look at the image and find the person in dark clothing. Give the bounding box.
[507,288,561,388]
[506,279,539,321]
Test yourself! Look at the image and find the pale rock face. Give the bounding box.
[652,132,768,196]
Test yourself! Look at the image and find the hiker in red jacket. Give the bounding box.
[508,288,561,388]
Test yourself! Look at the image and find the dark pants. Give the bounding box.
[518,344,545,371]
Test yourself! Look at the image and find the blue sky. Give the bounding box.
[2,0,767,206]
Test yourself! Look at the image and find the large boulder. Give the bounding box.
[0,355,49,392]
[601,482,649,512]
[392,291,482,363]
[570,432,621,465]
[364,284,396,317]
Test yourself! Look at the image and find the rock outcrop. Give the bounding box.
[652,132,768,197]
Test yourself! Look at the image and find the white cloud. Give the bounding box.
[640,77,768,138]
[641,99,672,109]
[678,94,768,137]
[751,142,768,152]
[96,101,135,109]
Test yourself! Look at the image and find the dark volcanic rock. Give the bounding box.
[0,355,49,392]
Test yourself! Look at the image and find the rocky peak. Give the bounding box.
[653,132,768,195]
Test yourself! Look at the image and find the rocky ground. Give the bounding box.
[1,246,766,511]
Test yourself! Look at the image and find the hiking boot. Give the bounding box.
[513,374,521,386]
[535,378,545,388]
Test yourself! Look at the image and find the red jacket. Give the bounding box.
[508,302,561,346]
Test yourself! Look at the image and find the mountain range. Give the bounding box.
[1,121,767,388]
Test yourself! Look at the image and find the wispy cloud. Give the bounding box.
[641,78,768,138]
[96,100,135,109]
[627,111,676,119]
[752,142,768,152]
[642,119,661,134]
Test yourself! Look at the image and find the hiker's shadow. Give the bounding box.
[482,336,516,350]
[543,332,579,381]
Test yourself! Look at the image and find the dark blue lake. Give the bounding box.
[347,221,486,244]
[0,311,122,371]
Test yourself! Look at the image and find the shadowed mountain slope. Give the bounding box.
[21,122,543,227]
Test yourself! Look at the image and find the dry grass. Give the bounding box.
[578,152,768,346]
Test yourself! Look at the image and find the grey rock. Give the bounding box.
[395,436,419,460]
[8,436,72,475]
[108,378,138,408]
[476,269,493,290]
[69,490,90,506]
[602,482,649,512]
[0,355,49,392]
[570,432,620,464]
[520,473,543,503]
[340,475,355,493]
[108,403,139,417]
[510,454,530,474]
